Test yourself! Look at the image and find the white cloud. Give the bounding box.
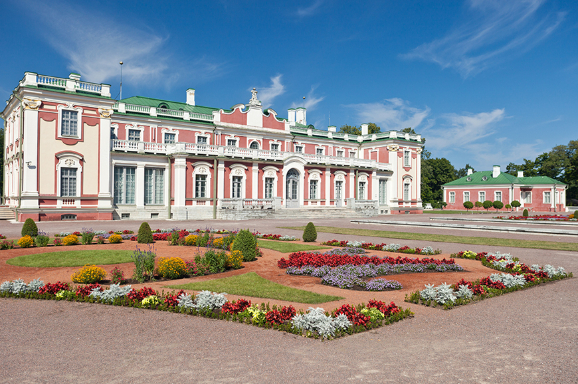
[291,86,324,111]
[257,75,285,107]
[401,0,565,77]
[346,98,430,130]
[462,139,544,170]
[297,0,324,17]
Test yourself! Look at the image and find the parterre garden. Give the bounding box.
[0,219,572,340]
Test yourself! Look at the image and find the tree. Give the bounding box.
[21,218,38,237]
[463,201,473,211]
[231,229,257,262]
[421,158,457,203]
[338,123,380,135]
[137,222,154,244]
[475,201,483,209]
[493,200,504,211]
[456,164,475,178]
[511,200,521,208]
[483,200,493,211]
[302,222,317,242]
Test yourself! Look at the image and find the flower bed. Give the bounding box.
[0,280,412,340]
[321,240,441,255]
[405,250,572,309]
[495,214,576,222]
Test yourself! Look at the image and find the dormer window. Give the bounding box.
[158,103,169,109]
[466,177,472,182]
[482,176,488,181]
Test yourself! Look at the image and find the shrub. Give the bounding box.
[511,200,521,208]
[108,234,123,243]
[570,214,575,219]
[71,265,107,284]
[81,229,95,245]
[227,250,243,269]
[158,257,187,279]
[463,201,473,211]
[53,238,62,246]
[184,235,198,246]
[474,201,483,209]
[132,247,156,283]
[62,234,79,246]
[212,237,225,249]
[96,236,105,244]
[202,250,228,274]
[110,267,125,284]
[21,218,38,237]
[17,236,34,248]
[493,200,504,211]
[303,222,317,242]
[231,229,257,262]
[523,208,529,217]
[34,233,50,247]
[137,222,154,244]
[482,200,493,211]
[197,233,210,247]
[505,204,512,210]
[0,240,15,250]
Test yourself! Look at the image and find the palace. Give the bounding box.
[3,72,424,222]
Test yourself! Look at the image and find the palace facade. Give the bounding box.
[3,72,424,221]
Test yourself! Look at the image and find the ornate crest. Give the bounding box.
[416,148,423,154]
[197,166,208,174]
[23,98,41,110]
[266,170,275,177]
[64,159,75,167]
[234,168,244,175]
[387,144,399,152]
[99,108,113,118]
[248,88,261,107]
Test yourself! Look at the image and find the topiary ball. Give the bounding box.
[302,222,317,242]
[21,218,38,237]
[137,222,154,244]
[231,229,257,262]
[523,209,529,217]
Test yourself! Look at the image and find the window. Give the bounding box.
[232,176,242,198]
[250,141,259,149]
[522,191,531,203]
[544,191,551,204]
[403,183,410,201]
[195,175,207,198]
[164,133,176,144]
[479,191,485,202]
[349,151,356,158]
[495,191,502,202]
[310,180,318,199]
[128,129,140,141]
[111,127,117,139]
[197,136,207,144]
[265,177,274,199]
[336,150,343,157]
[295,145,303,153]
[335,181,343,199]
[145,168,164,205]
[358,182,366,200]
[271,143,279,151]
[114,167,136,204]
[227,139,237,147]
[379,179,387,205]
[61,110,78,137]
[449,191,455,203]
[404,150,410,167]
[316,148,323,155]
[60,168,77,197]
[464,191,470,202]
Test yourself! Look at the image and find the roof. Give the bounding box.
[443,171,566,186]
[120,95,225,115]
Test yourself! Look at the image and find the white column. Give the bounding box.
[252,162,258,199]
[217,161,225,200]
[349,170,355,199]
[372,170,378,201]
[325,167,330,205]
[389,149,398,206]
[173,156,187,207]
[551,186,556,210]
[21,106,39,208]
[98,112,112,208]
[135,164,145,209]
[416,151,422,206]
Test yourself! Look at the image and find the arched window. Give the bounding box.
[158,103,169,109]
[250,141,260,149]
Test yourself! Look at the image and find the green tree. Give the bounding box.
[483,200,493,211]
[511,200,521,209]
[463,201,473,211]
[231,229,257,262]
[493,200,504,211]
[302,222,317,242]
[338,123,380,135]
[456,164,475,178]
[475,201,483,209]
[137,222,154,244]
[421,158,457,203]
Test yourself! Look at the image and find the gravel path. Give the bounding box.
[1,215,577,383]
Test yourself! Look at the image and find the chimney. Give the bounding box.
[328,125,336,132]
[467,168,473,176]
[361,123,369,136]
[492,165,500,178]
[295,107,306,125]
[186,88,195,106]
[517,171,524,177]
[288,108,296,124]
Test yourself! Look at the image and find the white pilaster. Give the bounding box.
[325,167,330,205]
[349,170,355,199]
[217,160,225,200]
[372,170,378,201]
[416,150,422,206]
[21,106,39,207]
[98,111,112,208]
[173,156,187,207]
[551,186,556,209]
[135,164,145,209]
[252,162,258,199]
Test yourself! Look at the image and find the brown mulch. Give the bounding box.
[0,240,497,312]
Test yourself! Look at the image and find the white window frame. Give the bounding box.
[449,191,455,203]
[495,191,502,202]
[195,132,210,145]
[249,140,260,149]
[111,123,119,139]
[192,162,213,200]
[270,142,280,151]
[57,103,82,139]
[163,132,176,144]
[336,150,344,157]
[334,172,346,201]
[463,191,470,202]
[378,179,387,205]
[308,171,321,200]
[315,146,324,155]
[144,168,164,205]
[349,150,357,158]
[161,128,179,144]
[226,138,238,147]
[113,165,136,205]
[522,191,532,204]
[404,150,411,167]
[544,191,551,204]
[262,166,279,199]
[56,154,83,199]
[479,191,486,202]
[295,145,303,153]
[403,182,411,201]
[229,164,247,199]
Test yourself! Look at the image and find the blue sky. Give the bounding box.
[2,0,577,171]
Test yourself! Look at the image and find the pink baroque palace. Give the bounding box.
[442,166,567,212]
[2,72,424,222]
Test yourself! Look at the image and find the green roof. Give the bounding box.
[120,95,224,115]
[444,171,566,186]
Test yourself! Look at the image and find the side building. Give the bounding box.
[3,72,424,222]
[442,166,567,212]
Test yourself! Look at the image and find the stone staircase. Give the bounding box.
[218,206,364,220]
[0,206,15,220]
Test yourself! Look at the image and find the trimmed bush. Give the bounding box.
[303,222,317,242]
[523,209,529,217]
[137,222,154,244]
[474,201,483,209]
[505,204,512,210]
[17,236,34,248]
[184,235,198,246]
[511,200,521,208]
[231,229,257,262]
[71,265,107,284]
[21,218,38,237]
[463,201,474,211]
[62,234,78,246]
[158,257,187,279]
[493,200,504,211]
[482,200,493,211]
[108,234,123,243]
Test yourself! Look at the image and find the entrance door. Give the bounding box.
[335,180,343,207]
[286,169,300,208]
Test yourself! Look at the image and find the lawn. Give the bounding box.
[283,226,578,252]
[7,250,135,267]
[166,272,344,304]
[257,239,329,253]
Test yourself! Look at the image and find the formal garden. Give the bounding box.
[0,219,573,339]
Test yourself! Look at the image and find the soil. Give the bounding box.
[0,239,496,312]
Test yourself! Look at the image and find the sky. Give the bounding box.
[1,0,577,171]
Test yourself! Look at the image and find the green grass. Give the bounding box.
[282,226,578,252]
[258,239,329,253]
[166,272,344,304]
[7,250,135,267]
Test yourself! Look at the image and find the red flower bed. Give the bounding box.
[497,215,571,221]
[38,281,70,295]
[127,287,157,302]
[164,290,185,307]
[260,234,281,240]
[334,304,371,327]
[222,299,252,314]
[265,306,296,324]
[277,251,456,269]
[367,299,400,317]
[153,233,171,241]
[75,283,103,298]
